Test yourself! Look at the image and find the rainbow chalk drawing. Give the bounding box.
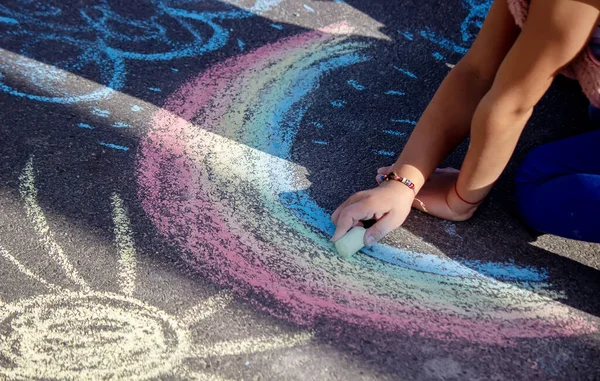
[0,157,311,379]
[136,23,596,345]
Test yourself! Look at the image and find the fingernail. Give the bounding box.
[365,235,375,245]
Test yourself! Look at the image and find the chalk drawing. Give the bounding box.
[442,221,463,240]
[111,193,137,297]
[347,79,366,90]
[77,123,93,129]
[0,38,121,103]
[398,31,414,41]
[304,4,316,13]
[384,90,405,96]
[0,244,61,292]
[419,29,470,55]
[382,130,406,137]
[92,108,111,117]
[98,142,129,151]
[148,87,161,92]
[392,119,418,125]
[419,0,492,55]
[393,66,418,79]
[0,16,18,25]
[181,293,233,325]
[224,0,283,14]
[136,23,597,344]
[112,122,132,128]
[0,158,312,379]
[432,52,445,61]
[312,140,328,145]
[330,100,346,108]
[270,23,284,30]
[194,332,312,357]
[19,157,90,292]
[131,105,143,112]
[373,150,396,157]
[0,1,256,103]
[312,121,324,129]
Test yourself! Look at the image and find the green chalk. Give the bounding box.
[335,226,366,258]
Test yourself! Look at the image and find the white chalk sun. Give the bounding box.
[0,156,311,380]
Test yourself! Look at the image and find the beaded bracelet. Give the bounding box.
[376,171,416,195]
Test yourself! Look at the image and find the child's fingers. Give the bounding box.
[377,166,392,175]
[331,192,366,224]
[364,212,403,245]
[376,166,393,184]
[331,202,373,242]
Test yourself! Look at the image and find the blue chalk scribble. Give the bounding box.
[112,122,132,128]
[0,16,18,25]
[397,30,413,41]
[382,130,406,137]
[92,108,110,117]
[393,66,417,79]
[77,123,93,129]
[432,52,445,61]
[420,29,469,55]
[384,90,405,96]
[373,150,396,157]
[99,142,129,151]
[418,1,491,55]
[392,119,417,125]
[330,100,346,108]
[347,79,365,90]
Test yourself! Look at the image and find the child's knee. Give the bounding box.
[515,144,551,187]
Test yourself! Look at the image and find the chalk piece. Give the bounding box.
[335,226,366,258]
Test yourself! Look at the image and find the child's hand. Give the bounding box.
[331,179,415,245]
[410,168,477,221]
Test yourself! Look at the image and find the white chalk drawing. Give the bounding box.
[0,156,312,380]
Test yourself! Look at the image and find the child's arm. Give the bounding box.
[390,0,520,198]
[331,0,519,243]
[447,0,599,216]
[332,0,600,244]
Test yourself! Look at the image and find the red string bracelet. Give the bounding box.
[454,182,484,205]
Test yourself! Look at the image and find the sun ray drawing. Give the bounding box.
[0,156,313,380]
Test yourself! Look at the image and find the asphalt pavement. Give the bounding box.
[0,0,598,380]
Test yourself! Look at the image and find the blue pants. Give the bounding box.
[515,129,600,243]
